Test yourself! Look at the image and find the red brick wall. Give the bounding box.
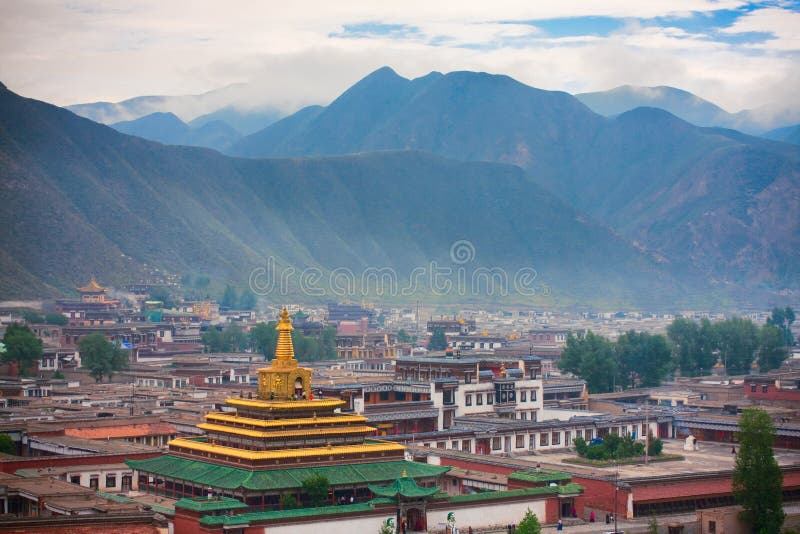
[572,476,630,519]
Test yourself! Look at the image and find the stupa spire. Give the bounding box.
[274,307,295,362]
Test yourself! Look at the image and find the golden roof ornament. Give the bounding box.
[274,307,296,363]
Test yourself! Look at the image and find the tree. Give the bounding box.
[758,324,789,372]
[239,289,257,310]
[0,434,15,455]
[221,284,238,309]
[647,433,663,456]
[249,322,278,359]
[667,318,715,376]
[733,408,784,533]
[222,323,248,352]
[712,318,758,374]
[302,474,330,507]
[2,324,43,377]
[148,286,174,309]
[201,326,225,353]
[397,329,411,343]
[616,330,671,388]
[280,493,299,510]
[558,332,616,393]
[44,313,68,326]
[516,508,542,534]
[767,306,795,347]
[78,334,128,382]
[22,311,44,324]
[428,328,447,350]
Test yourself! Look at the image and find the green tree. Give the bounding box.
[302,474,330,507]
[558,332,617,393]
[78,334,128,382]
[397,329,411,343]
[44,313,68,326]
[148,286,174,309]
[0,434,15,455]
[767,306,795,347]
[516,508,542,534]
[2,324,43,377]
[239,289,257,310]
[712,318,758,374]
[428,328,447,350]
[572,436,588,457]
[280,493,299,510]
[616,330,671,388]
[221,284,238,309]
[22,310,44,324]
[733,408,784,533]
[201,326,225,353]
[222,323,248,352]
[667,317,716,376]
[249,322,278,359]
[647,434,663,456]
[648,515,659,534]
[758,324,789,372]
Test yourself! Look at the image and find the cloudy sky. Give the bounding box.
[0,0,798,115]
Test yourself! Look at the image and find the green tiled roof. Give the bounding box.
[446,483,583,504]
[175,496,248,512]
[199,485,585,527]
[126,455,449,491]
[368,475,440,499]
[507,470,573,484]
[199,501,384,526]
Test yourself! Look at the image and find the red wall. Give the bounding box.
[572,476,629,519]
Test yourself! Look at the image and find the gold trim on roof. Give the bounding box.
[274,307,296,365]
[204,413,368,428]
[169,437,404,460]
[76,277,108,293]
[197,423,377,439]
[226,398,344,410]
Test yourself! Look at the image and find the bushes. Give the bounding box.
[573,432,654,461]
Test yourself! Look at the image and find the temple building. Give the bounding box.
[56,277,122,326]
[127,308,448,510]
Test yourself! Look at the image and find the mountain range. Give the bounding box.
[575,85,800,135]
[0,80,700,308]
[111,112,242,153]
[2,68,798,307]
[228,68,800,295]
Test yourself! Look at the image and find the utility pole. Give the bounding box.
[645,403,649,465]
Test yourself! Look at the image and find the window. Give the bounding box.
[575,429,582,440]
[106,474,117,488]
[465,394,472,406]
[487,394,494,405]
[521,390,527,402]
[750,383,757,393]
[443,390,454,405]
[762,384,769,393]
[89,476,99,490]
[540,433,549,446]
[492,437,502,450]
[379,391,390,401]
[465,374,472,384]
[477,394,483,406]
[552,432,561,445]
[70,475,81,485]
[531,390,537,401]
[516,435,525,448]
[708,520,716,533]
[462,440,471,452]
[520,412,527,420]
[564,431,571,445]
[585,428,593,440]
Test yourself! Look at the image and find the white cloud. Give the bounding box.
[720,6,800,51]
[0,0,796,117]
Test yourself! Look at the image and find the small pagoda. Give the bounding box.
[128,308,447,509]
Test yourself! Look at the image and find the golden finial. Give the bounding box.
[401,469,408,478]
[500,363,507,377]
